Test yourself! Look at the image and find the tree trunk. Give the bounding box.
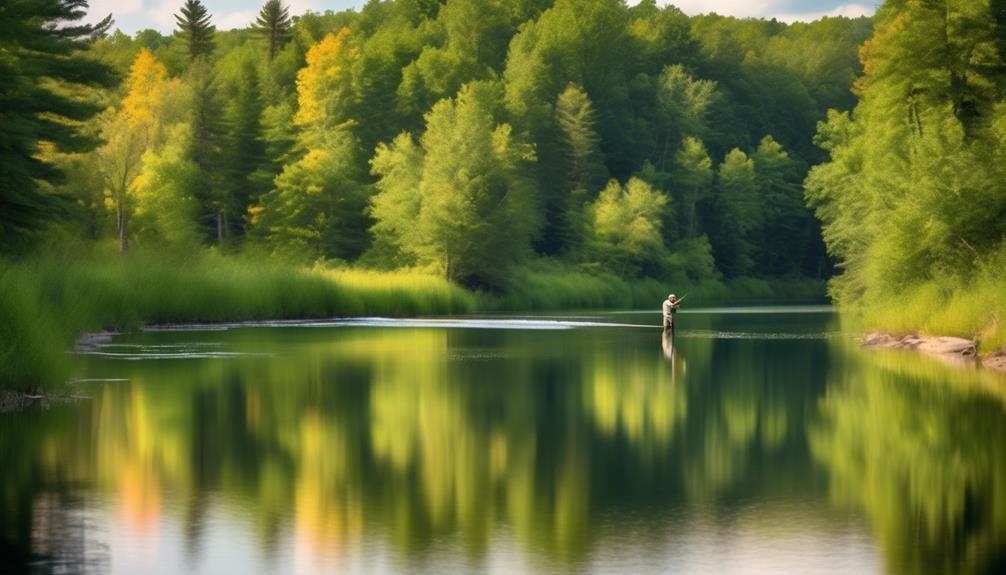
[687,201,695,238]
[117,200,128,253]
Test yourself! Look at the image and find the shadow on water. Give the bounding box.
[1,309,1004,573]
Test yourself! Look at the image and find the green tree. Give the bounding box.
[175,0,215,62]
[96,112,146,254]
[554,83,607,254]
[185,59,226,242]
[671,137,713,240]
[130,123,202,248]
[255,0,293,60]
[627,2,698,74]
[372,82,540,285]
[252,29,369,261]
[219,56,268,241]
[807,0,1006,308]
[709,149,759,277]
[590,177,668,276]
[95,49,175,253]
[654,65,717,170]
[0,0,115,250]
[252,132,369,261]
[502,0,632,255]
[751,136,807,275]
[396,0,512,122]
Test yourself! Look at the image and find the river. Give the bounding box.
[2,306,1004,574]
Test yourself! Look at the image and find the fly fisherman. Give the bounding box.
[662,293,682,331]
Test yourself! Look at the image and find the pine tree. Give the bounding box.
[254,0,293,60]
[221,61,267,239]
[185,60,226,242]
[0,0,115,250]
[175,0,215,62]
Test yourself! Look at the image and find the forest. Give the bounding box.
[3,0,871,287]
[4,0,1006,390]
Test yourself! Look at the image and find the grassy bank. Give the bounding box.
[842,260,1006,354]
[1,253,828,392]
[0,254,473,391]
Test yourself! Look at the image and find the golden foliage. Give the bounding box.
[294,28,358,129]
[121,49,169,129]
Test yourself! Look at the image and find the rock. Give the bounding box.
[862,332,901,349]
[917,336,977,358]
[861,332,985,368]
[982,352,1006,373]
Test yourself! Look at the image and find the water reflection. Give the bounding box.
[0,312,1003,572]
[810,341,1006,574]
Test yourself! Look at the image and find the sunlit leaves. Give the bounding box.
[294,28,358,140]
[372,82,539,285]
[808,0,1006,312]
[591,177,668,275]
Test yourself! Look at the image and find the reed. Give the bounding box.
[854,266,1006,353]
[0,253,473,391]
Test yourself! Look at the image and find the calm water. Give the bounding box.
[2,307,1006,574]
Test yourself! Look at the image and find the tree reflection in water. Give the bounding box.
[1,319,1003,572]
[810,342,1006,575]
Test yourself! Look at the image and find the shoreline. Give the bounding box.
[0,388,90,413]
[862,332,1006,374]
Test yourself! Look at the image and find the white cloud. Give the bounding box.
[663,0,787,18]
[140,0,324,34]
[218,9,257,30]
[287,0,323,14]
[148,0,178,30]
[775,3,874,23]
[640,1,876,21]
[90,0,143,17]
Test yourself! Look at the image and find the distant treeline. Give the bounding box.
[2,0,871,289]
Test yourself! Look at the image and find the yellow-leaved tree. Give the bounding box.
[252,27,369,261]
[294,28,358,144]
[96,49,194,252]
[121,49,169,131]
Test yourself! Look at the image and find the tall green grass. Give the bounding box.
[0,252,828,392]
[847,257,1006,353]
[0,254,473,391]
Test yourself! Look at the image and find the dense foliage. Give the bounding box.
[807,0,1006,347]
[0,0,871,289]
[0,0,116,250]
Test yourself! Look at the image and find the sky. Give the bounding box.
[85,0,877,35]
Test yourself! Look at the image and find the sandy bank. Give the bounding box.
[862,332,1006,373]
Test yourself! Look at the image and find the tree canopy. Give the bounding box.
[1,0,877,289]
